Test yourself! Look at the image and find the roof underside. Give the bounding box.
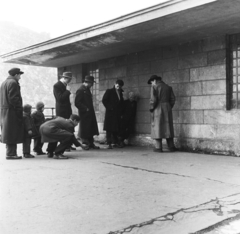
[1,0,240,67]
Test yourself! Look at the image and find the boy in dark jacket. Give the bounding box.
[22,104,38,158]
[31,102,46,155]
[119,91,137,146]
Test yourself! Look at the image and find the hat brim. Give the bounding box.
[61,75,72,79]
[85,80,96,83]
[19,71,24,74]
[147,78,153,84]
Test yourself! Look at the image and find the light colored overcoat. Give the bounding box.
[150,81,175,139]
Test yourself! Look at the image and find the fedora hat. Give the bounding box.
[116,79,124,87]
[84,75,95,83]
[147,75,162,84]
[8,68,24,76]
[61,71,73,79]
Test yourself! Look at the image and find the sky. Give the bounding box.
[0,0,168,38]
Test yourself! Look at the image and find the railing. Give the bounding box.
[32,107,55,119]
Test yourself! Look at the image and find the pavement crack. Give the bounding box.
[107,195,240,234]
[108,209,180,234]
[101,162,240,187]
[102,162,192,178]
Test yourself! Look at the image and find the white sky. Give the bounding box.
[0,0,168,38]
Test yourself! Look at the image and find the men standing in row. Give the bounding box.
[0,68,24,159]
[148,75,176,152]
[75,75,99,149]
[102,79,125,149]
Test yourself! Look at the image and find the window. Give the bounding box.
[228,34,240,109]
[86,62,99,112]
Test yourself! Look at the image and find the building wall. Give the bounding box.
[59,35,240,156]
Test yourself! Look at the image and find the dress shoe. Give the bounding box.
[65,148,71,152]
[47,152,53,158]
[35,151,46,155]
[107,144,113,149]
[153,148,163,152]
[24,154,35,158]
[81,145,89,150]
[89,144,100,149]
[53,154,68,159]
[6,155,22,160]
[118,142,125,148]
[112,143,124,148]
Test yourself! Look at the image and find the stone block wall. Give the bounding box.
[59,34,240,156]
[97,35,238,155]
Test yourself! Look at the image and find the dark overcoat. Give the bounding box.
[120,99,137,137]
[150,81,175,139]
[23,112,38,138]
[102,87,124,132]
[0,76,24,144]
[40,117,79,147]
[53,81,72,118]
[75,84,99,138]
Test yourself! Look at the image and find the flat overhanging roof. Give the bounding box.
[1,0,239,68]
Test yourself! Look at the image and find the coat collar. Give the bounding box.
[57,80,66,88]
[80,84,92,95]
[156,80,164,84]
[112,86,124,93]
[7,75,19,84]
[66,119,75,127]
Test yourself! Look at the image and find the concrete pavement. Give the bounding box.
[0,143,240,234]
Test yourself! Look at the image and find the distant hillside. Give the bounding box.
[0,21,57,110]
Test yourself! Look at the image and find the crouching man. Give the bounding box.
[39,114,82,159]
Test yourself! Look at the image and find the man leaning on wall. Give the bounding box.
[148,75,177,152]
[102,79,125,149]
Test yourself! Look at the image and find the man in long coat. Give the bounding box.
[102,79,125,149]
[53,71,73,118]
[75,75,99,149]
[39,114,81,159]
[49,71,74,156]
[148,75,176,152]
[0,68,24,159]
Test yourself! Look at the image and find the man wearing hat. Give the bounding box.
[0,68,24,159]
[147,75,176,152]
[102,79,125,149]
[53,71,73,119]
[47,71,74,157]
[75,75,100,149]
